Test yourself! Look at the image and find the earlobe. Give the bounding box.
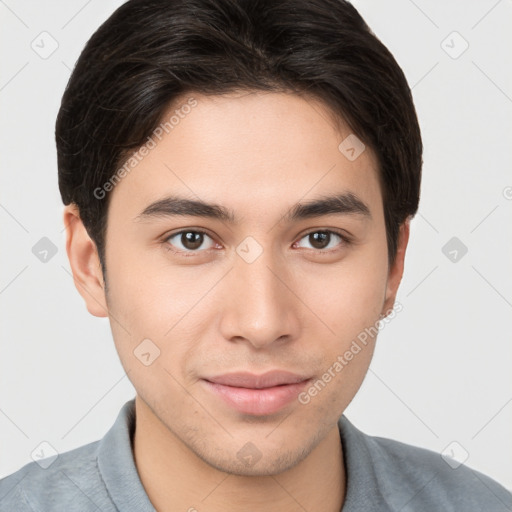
[63,204,108,318]
[381,218,410,316]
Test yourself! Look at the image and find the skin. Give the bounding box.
[64,90,409,512]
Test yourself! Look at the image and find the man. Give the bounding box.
[1,0,510,510]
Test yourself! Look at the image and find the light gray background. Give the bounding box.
[1,0,511,491]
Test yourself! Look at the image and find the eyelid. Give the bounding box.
[299,227,352,242]
[164,227,212,239]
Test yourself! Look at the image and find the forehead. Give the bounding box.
[107,90,383,222]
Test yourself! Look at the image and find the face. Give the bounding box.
[67,90,408,476]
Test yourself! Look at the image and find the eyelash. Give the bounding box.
[163,228,352,256]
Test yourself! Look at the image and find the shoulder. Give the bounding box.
[0,440,114,512]
[374,435,510,504]
[340,416,512,511]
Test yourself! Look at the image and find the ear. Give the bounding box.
[63,204,108,317]
[381,218,410,316]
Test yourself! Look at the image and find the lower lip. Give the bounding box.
[202,379,311,416]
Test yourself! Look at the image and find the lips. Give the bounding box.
[204,370,310,389]
[201,370,312,415]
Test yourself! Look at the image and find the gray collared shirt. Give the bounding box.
[1,398,511,511]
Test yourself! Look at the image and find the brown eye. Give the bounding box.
[295,230,348,251]
[309,232,330,249]
[165,230,215,252]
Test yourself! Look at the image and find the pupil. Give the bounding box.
[183,232,203,250]
[310,232,329,249]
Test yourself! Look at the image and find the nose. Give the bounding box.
[218,244,301,350]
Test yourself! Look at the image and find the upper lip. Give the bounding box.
[204,370,310,389]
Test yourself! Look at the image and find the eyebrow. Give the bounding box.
[134,191,371,224]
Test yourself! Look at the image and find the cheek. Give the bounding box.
[297,262,387,412]
[104,246,219,369]
[106,239,195,323]
[306,250,388,344]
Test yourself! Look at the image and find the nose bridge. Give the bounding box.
[220,237,299,348]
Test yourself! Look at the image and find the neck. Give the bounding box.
[132,396,345,512]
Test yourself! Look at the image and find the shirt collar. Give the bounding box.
[337,415,393,511]
[97,398,156,511]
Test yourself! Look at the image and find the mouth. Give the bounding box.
[201,370,312,416]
